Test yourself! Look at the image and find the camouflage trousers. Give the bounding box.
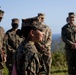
[65,48,76,75]
[42,54,52,75]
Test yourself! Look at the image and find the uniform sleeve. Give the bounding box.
[0,27,5,38]
[44,27,52,50]
[3,34,8,52]
[25,53,40,74]
[61,27,73,45]
[35,27,52,55]
[16,47,41,75]
[0,27,7,59]
[4,32,15,53]
[0,27,5,49]
[0,27,5,48]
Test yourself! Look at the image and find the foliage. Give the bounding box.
[3,64,9,75]
[51,64,68,75]
[51,35,67,67]
[52,50,67,67]
[51,50,68,75]
[51,34,68,75]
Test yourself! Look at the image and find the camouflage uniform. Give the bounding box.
[35,23,52,75]
[35,13,52,75]
[15,24,46,75]
[15,40,41,75]
[0,26,5,75]
[0,9,6,75]
[61,12,76,75]
[0,27,5,53]
[5,18,23,75]
[21,16,52,75]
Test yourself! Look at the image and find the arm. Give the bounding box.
[35,27,52,55]
[0,27,6,62]
[4,32,15,54]
[44,27,52,51]
[61,27,73,45]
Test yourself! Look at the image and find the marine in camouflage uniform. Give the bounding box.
[35,13,52,75]
[21,14,52,75]
[15,23,46,75]
[61,12,76,75]
[0,9,6,75]
[5,18,23,75]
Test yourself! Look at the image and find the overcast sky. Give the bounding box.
[0,0,76,34]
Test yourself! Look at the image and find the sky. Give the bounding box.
[0,0,76,34]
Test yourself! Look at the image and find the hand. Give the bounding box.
[71,43,76,49]
[41,45,50,55]
[41,45,47,52]
[3,56,6,62]
[11,50,15,53]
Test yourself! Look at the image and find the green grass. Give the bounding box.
[3,65,9,75]
[51,73,68,75]
[3,65,68,75]
[51,66,68,75]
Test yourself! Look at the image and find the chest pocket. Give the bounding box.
[8,32,17,49]
[66,26,76,42]
[72,26,76,42]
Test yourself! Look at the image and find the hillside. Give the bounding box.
[52,34,61,40]
[52,34,65,52]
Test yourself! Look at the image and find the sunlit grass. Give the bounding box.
[51,72,68,75]
[51,66,68,75]
[3,64,8,75]
[3,64,68,75]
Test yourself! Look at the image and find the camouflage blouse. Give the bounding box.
[15,40,42,75]
[0,26,5,50]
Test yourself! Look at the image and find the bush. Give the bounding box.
[52,50,67,68]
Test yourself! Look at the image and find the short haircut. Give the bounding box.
[21,26,37,38]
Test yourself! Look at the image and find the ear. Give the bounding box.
[30,30,34,36]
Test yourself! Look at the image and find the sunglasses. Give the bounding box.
[41,17,44,19]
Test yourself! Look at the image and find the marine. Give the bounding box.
[21,13,52,75]
[61,12,76,75]
[15,20,46,75]
[5,18,23,75]
[35,13,52,75]
[0,9,6,75]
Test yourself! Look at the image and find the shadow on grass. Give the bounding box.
[51,70,68,73]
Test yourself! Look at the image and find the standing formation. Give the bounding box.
[2,9,76,75]
[0,10,52,75]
